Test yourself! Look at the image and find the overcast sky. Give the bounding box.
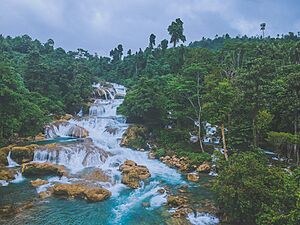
[1,0,299,55]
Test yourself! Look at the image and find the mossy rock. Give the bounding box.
[120,125,149,150]
[22,162,66,177]
[0,148,9,166]
[10,145,37,164]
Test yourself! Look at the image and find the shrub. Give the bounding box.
[213,151,298,225]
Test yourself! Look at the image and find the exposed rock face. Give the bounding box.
[120,125,148,150]
[80,169,111,183]
[160,155,189,171]
[34,133,45,141]
[30,179,49,187]
[167,195,188,208]
[187,173,199,182]
[45,121,89,138]
[52,183,111,202]
[0,144,37,165]
[0,167,16,181]
[119,160,151,188]
[22,162,66,177]
[0,149,8,166]
[10,145,38,164]
[84,187,111,202]
[196,162,211,173]
[39,190,52,199]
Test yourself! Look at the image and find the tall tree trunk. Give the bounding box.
[221,123,228,161]
[198,114,204,152]
[294,116,298,160]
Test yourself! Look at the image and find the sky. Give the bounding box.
[0,0,299,56]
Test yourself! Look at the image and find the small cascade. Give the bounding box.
[10,171,25,183]
[45,122,88,139]
[187,212,219,225]
[77,107,83,117]
[7,151,19,167]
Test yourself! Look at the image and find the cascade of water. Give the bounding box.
[24,83,217,224]
[7,151,19,167]
[10,171,25,183]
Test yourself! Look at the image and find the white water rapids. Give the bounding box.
[4,83,219,224]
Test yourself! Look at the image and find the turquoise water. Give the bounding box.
[0,174,216,225]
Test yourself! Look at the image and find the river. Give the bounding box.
[0,83,219,225]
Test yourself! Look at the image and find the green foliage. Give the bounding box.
[213,151,299,225]
[177,151,211,165]
[155,148,166,158]
[168,18,186,47]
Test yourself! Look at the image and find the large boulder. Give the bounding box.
[0,144,37,165]
[196,162,211,173]
[167,195,188,208]
[84,187,111,202]
[45,121,89,138]
[120,125,148,150]
[0,148,8,166]
[187,173,199,182]
[52,183,111,202]
[30,179,49,187]
[22,162,66,177]
[10,145,38,164]
[0,167,16,181]
[119,160,151,188]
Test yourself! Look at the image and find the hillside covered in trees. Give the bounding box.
[0,18,300,224]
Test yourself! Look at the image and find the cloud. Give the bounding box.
[0,0,299,55]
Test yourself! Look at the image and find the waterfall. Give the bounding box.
[7,151,19,167]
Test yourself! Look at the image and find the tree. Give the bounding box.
[214,151,299,225]
[203,79,236,160]
[168,18,186,48]
[149,33,156,49]
[160,39,168,52]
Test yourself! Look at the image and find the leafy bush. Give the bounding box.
[177,151,211,165]
[213,151,299,225]
[155,148,166,158]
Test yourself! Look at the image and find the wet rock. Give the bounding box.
[22,162,67,177]
[80,169,111,183]
[178,189,187,193]
[166,217,191,225]
[0,167,16,181]
[104,126,119,135]
[34,133,45,141]
[53,183,87,198]
[45,121,89,138]
[84,187,111,202]
[0,204,17,218]
[167,195,188,208]
[39,190,52,199]
[148,151,156,159]
[160,155,189,171]
[187,173,199,182]
[158,188,165,194]
[30,179,49,187]
[0,148,8,166]
[52,183,111,202]
[172,207,193,218]
[120,125,148,150]
[119,160,151,189]
[196,162,211,173]
[9,144,38,164]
